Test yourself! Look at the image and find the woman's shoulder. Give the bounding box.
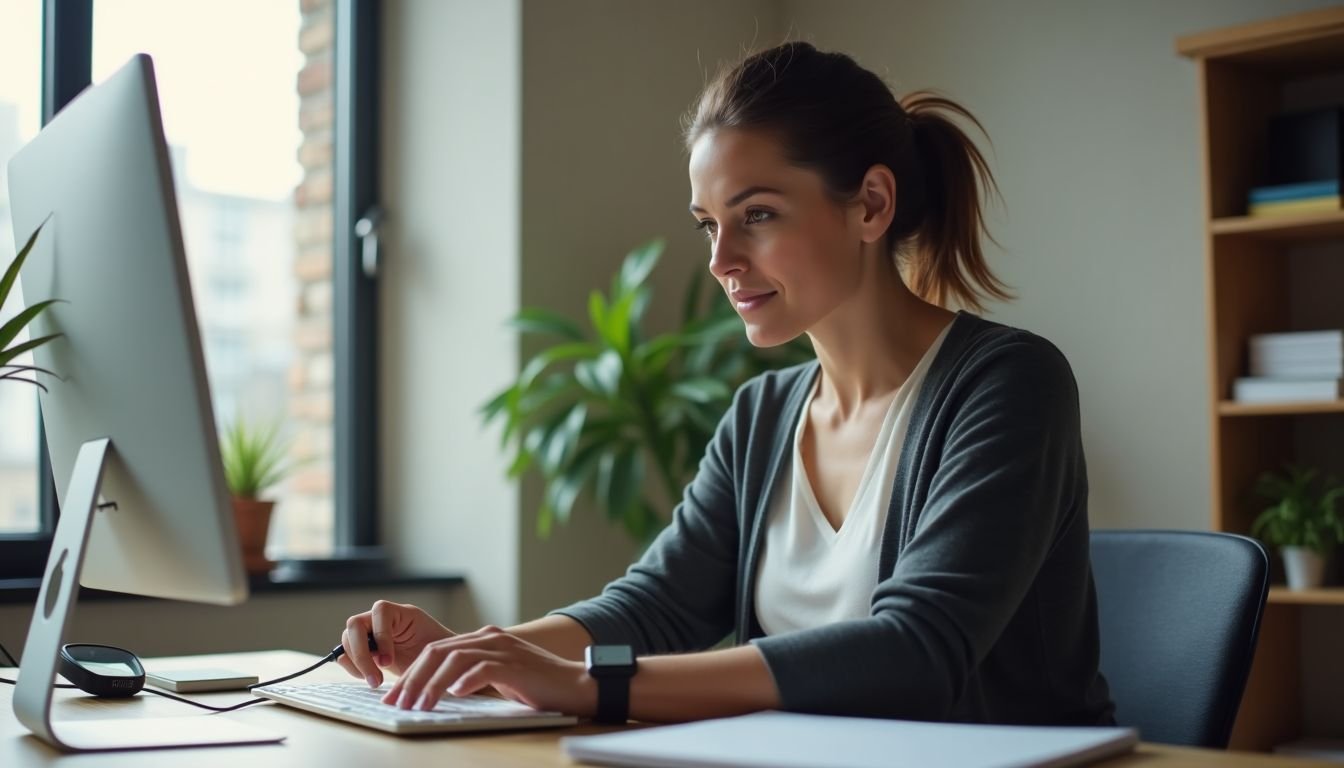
[943,312,1081,408]
[730,359,818,411]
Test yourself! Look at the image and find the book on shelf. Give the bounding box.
[1248,195,1341,217]
[1248,178,1340,203]
[1249,329,1344,351]
[1249,360,1344,379]
[1232,377,1344,404]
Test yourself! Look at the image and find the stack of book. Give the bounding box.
[1234,330,1344,403]
[1247,178,1340,217]
[1247,106,1341,218]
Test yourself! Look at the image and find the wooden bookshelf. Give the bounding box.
[1210,210,1344,240]
[1218,400,1344,417]
[1268,587,1344,606]
[1178,6,1344,753]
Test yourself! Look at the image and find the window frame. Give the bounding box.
[0,0,381,581]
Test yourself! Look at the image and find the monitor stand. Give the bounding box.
[12,438,284,751]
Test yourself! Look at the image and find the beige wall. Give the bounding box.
[780,0,1339,533]
[379,0,523,627]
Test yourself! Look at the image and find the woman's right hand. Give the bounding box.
[337,600,455,687]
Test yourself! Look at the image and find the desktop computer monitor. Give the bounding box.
[5,54,275,750]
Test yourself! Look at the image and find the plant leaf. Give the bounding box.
[546,439,605,525]
[0,299,62,356]
[518,342,600,390]
[587,290,609,342]
[0,217,47,310]
[616,238,664,297]
[0,333,62,368]
[670,377,731,404]
[507,308,584,341]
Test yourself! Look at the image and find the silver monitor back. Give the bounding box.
[6,53,245,605]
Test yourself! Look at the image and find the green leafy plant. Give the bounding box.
[1251,463,1344,555]
[1,220,63,391]
[220,418,294,500]
[481,238,812,544]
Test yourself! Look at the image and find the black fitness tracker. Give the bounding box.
[58,643,146,698]
[585,644,637,725]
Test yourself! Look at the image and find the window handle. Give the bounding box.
[354,206,385,278]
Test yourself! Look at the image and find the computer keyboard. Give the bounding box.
[252,681,579,735]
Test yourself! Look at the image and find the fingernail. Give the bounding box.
[365,675,378,688]
[418,695,435,711]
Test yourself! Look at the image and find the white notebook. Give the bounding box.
[562,711,1137,768]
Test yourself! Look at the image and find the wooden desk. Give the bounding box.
[0,651,1332,766]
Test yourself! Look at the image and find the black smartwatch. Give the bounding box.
[585,644,637,724]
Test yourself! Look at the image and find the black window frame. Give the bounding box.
[0,0,381,581]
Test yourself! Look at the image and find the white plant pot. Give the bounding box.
[1281,546,1328,591]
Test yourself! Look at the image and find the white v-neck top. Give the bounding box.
[754,323,953,636]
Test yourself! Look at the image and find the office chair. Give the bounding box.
[1090,529,1269,749]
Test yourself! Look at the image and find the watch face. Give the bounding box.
[590,645,634,667]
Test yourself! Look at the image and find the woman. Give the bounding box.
[338,41,1114,727]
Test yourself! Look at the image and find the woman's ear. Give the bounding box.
[854,164,896,244]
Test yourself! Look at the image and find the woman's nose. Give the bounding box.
[708,232,745,279]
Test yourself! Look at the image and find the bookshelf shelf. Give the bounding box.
[1218,400,1344,417]
[1180,5,1344,753]
[1210,210,1344,240]
[1268,587,1344,606]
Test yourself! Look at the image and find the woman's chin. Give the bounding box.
[743,323,800,349]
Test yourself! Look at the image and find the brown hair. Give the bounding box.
[683,42,1013,313]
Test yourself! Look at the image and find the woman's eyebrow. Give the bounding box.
[689,185,784,214]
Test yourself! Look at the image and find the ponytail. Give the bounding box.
[899,91,1014,312]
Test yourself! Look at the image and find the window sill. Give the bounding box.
[0,570,466,605]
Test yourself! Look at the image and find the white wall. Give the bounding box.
[379,0,523,627]
[779,0,1341,532]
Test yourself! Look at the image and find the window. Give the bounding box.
[0,0,380,579]
[0,1,44,536]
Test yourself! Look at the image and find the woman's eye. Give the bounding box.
[745,209,772,224]
[694,220,716,238]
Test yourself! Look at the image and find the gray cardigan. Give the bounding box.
[552,310,1115,726]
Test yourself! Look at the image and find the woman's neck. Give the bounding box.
[806,258,956,421]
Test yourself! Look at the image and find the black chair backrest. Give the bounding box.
[1090,529,1269,748]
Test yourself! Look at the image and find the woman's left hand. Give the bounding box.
[381,625,597,716]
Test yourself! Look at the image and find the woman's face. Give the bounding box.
[688,128,867,348]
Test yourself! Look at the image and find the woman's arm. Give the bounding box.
[378,623,780,721]
[626,644,780,722]
[507,615,593,661]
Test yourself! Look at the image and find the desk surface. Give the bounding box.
[0,651,1332,767]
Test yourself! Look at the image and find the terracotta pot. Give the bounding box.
[232,497,275,575]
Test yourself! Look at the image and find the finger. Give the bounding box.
[344,613,378,685]
[369,600,397,670]
[440,660,503,706]
[334,652,359,679]
[420,652,507,710]
[383,644,436,707]
[390,645,486,710]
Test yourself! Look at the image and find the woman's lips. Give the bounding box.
[733,292,777,312]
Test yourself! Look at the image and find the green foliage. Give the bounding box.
[220,418,294,499]
[1251,463,1344,555]
[0,219,63,391]
[481,238,812,544]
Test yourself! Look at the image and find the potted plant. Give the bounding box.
[1,220,63,389]
[1251,463,1344,590]
[481,238,812,544]
[219,418,294,574]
